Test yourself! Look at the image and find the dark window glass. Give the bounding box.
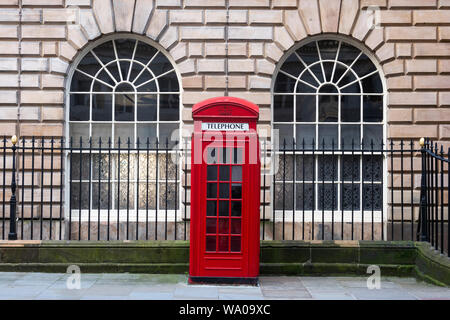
[206,218,217,234]
[158,71,179,92]
[318,124,338,149]
[352,53,376,77]
[341,124,360,147]
[159,123,178,148]
[231,184,242,199]
[318,95,338,122]
[363,95,383,122]
[230,236,241,252]
[70,94,89,121]
[207,166,218,181]
[341,95,360,122]
[231,201,241,217]
[159,94,179,121]
[207,200,217,216]
[274,72,296,93]
[148,52,173,76]
[70,71,92,92]
[207,183,217,198]
[323,62,335,82]
[274,95,293,122]
[115,39,135,60]
[92,94,112,121]
[77,52,101,76]
[362,73,382,93]
[280,53,304,77]
[114,93,135,121]
[137,124,157,145]
[219,201,229,216]
[93,41,115,65]
[134,41,158,65]
[136,94,157,121]
[318,40,339,60]
[274,124,293,147]
[296,124,316,148]
[232,166,242,181]
[206,236,216,251]
[296,95,316,122]
[219,183,229,198]
[219,166,229,181]
[363,125,383,149]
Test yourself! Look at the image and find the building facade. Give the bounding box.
[0,0,449,242]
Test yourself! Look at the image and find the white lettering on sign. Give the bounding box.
[202,122,249,131]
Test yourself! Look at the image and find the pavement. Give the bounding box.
[0,272,448,300]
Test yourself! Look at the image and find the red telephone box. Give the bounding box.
[189,97,260,285]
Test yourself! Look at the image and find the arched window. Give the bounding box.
[69,37,180,147]
[272,38,385,218]
[66,36,181,239]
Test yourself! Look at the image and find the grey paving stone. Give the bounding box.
[219,294,264,300]
[129,291,174,300]
[310,292,356,300]
[174,285,219,299]
[262,289,312,299]
[348,288,418,300]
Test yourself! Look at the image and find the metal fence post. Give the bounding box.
[8,135,18,240]
[418,137,428,242]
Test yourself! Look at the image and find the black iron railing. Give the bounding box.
[0,135,448,255]
[418,138,449,256]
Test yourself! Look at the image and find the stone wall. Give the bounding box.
[0,0,449,237]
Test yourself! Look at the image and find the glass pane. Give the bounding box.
[92,182,111,209]
[363,95,383,122]
[230,236,241,252]
[219,183,229,198]
[318,94,338,122]
[207,200,217,216]
[69,123,89,147]
[275,183,293,210]
[139,78,158,93]
[70,94,89,121]
[134,69,153,87]
[341,81,360,94]
[70,154,89,180]
[219,219,229,234]
[362,155,383,182]
[362,184,382,210]
[206,236,216,251]
[220,147,230,164]
[295,183,314,210]
[206,218,217,234]
[274,72,296,93]
[114,123,134,146]
[309,63,324,83]
[362,73,383,93]
[296,79,316,93]
[333,63,348,84]
[128,62,145,84]
[297,41,320,66]
[341,184,360,210]
[134,40,158,65]
[337,70,357,88]
[207,165,218,181]
[119,60,130,82]
[337,42,361,67]
[206,147,218,164]
[159,123,179,148]
[148,52,173,76]
[70,70,92,92]
[77,52,101,76]
[115,39,135,60]
[160,94,179,121]
[363,125,383,149]
[232,148,243,165]
[138,182,156,210]
[295,155,314,181]
[318,155,338,181]
[318,125,338,150]
[231,184,242,199]
[275,154,294,181]
[274,95,294,122]
[280,53,304,78]
[70,182,89,210]
[158,71,179,92]
[91,124,112,147]
[115,93,135,121]
[230,219,241,235]
[274,124,293,147]
[93,41,115,65]
[92,94,112,121]
[341,124,360,147]
[323,62,335,82]
[158,153,177,180]
[341,95,360,122]
[232,166,242,181]
[318,184,338,210]
[94,70,114,91]
[137,124,156,145]
[115,182,135,210]
[136,94,157,121]
[218,236,229,251]
[159,182,177,210]
[231,201,241,217]
[92,154,110,180]
[318,40,339,61]
[219,200,229,216]
[138,154,157,180]
[207,183,217,198]
[342,155,360,182]
[219,166,229,181]
[352,53,377,77]
[116,154,135,180]
[296,95,315,122]
[296,124,316,149]
[107,63,121,83]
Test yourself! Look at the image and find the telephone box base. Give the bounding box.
[188,276,259,286]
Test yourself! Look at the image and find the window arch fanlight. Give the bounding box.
[68,36,180,148]
[272,37,385,215]
[66,36,181,233]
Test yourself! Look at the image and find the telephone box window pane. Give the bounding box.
[207,200,217,216]
[206,218,217,234]
[218,236,229,252]
[219,166,229,181]
[207,166,218,181]
[219,219,229,234]
[231,219,241,235]
[221,147,230,164]
[230,237,241,252]
[231,184,242,199]
[232,166,242,181]
[219,183,229,198]
[206,236,216,252]
[207,148,218,164]
[207,183,217,198]
[231,201,241,217]
[232,148,243,164]
[219,201,229,216]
